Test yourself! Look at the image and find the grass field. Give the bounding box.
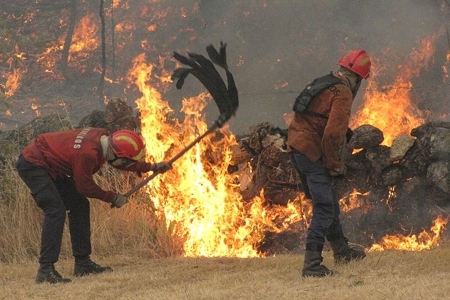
[1,244,450,300]
[1,157,449,300]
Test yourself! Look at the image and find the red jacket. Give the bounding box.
[22,127,147,203]
[287,72,353,172]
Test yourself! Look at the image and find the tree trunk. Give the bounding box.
[98,0,106,101]
[61,0,77,79]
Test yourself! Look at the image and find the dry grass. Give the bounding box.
[1,245,450,300]
[2,157,450,299]
[0,157,181,262]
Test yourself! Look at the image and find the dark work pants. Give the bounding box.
[15,155,91,264]
[290,149,343,246]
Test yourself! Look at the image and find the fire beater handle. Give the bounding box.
[122,119,222,198]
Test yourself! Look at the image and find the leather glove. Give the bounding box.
[134,162,153,177]
[134,161,172,176]
[154,162,172,173]
[135,162,154,173]
[111,194,128,208]
[329,164,347,177]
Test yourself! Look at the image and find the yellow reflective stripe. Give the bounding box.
[115,135,139,150]
[359,57,370,66]
[133,150,144,161]
[114,135,144,160]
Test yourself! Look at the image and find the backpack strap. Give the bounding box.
[301,72,346,119]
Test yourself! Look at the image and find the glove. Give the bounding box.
[154,162,172,173]
[134,161,172,176]
[135,162,154,173]
[111,194,128,208]
[134,162,153,177]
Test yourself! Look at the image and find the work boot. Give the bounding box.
[302,244,335,278]
[329,236,366,264]
[74,257,113,277]
[35,263,72,284]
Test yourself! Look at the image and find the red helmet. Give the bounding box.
[108,130,145,161]
[337,50,371,79]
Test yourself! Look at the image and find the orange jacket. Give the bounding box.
[287,72,353,172]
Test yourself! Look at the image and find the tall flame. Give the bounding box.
[129,54,269,257]
[351,32,443,146]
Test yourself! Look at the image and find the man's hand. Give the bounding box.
[134,162,172,176]
[111,194,128,208]
[154,162,172,173]
[135,162,153,177]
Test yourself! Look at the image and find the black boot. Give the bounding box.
[302,244,335,278]
[329,236,366,264]
[35,263,71,284]
[74,257,113,277]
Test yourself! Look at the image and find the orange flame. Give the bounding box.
[351,32,443,146]
[129,54,264,257]
[369,215,448,252]
[339,188,371,213]
[36,14,98,74]
[4,50,26,97]
[68,14,99,57]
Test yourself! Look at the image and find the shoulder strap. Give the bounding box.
[302,72,345,119]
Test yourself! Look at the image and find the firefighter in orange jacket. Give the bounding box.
[15,128,171,284]
[287,50,371,277]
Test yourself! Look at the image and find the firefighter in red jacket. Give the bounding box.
[287,50,371,277]
[15,128,171,284]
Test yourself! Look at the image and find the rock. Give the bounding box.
[381,165,404,186]
[365,145,392,174]
[229,143,253,165]
[261,144,285,168]
[428,127,450,160]
[400,142,429,176]
[247,122,274,153]
[410,121,450,140]
[390,135,415,161]
[104,98,134,123]
[401,176,429,194]
[77,98,139,132]
[0,114,72,152]
[348,124,384,149]
[427,160,450,193]
[411,121,450,160]
[77,110,107,128]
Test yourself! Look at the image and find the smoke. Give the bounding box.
[1,0,448,133]
[161,0,448,133]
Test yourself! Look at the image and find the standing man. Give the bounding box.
[15,128,171,284]
[287,50,371,277]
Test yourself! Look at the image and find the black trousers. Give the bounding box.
[15,155,91,264]
[289,149,344,246]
